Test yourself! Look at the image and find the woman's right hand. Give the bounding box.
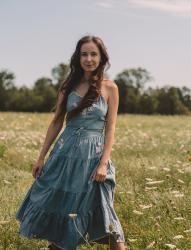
[32,158,45,179]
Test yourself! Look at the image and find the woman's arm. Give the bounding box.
[38,91,66,161]
[93,81,119,182]
[100,81,119,165]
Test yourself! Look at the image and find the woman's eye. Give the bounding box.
[81,53,97,57]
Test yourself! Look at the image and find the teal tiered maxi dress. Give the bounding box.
[16,91,125,250]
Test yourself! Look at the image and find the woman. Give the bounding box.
[16,35,126,250]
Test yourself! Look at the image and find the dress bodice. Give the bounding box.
[65,91,108,130]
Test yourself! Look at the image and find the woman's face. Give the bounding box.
[80,41,101,74]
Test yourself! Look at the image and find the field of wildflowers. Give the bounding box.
[0,112,191,250]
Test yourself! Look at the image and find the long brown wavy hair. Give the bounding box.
[53,35,110,122]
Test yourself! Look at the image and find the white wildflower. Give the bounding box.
[145,178,153,181]
[184,228,191,233]
[178,179,184,184]
[0,220,10,225]
[173,235,184,240]
[146,241,155,249]
[171,191,184,198]
[68,213,77,219]
[145,186,158,191]
[146,180,164,185]
[148,166,156,170]
[177,169,184,174]
[139,204,153,210]
[128,238,137,242]
[127,191,133,195]
[165,243,176,249]
[133,210,143,215]
[174,217,185,221]
[163,167,170,172]
[3,179,11,185]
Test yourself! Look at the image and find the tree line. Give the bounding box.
[0,64,191,115]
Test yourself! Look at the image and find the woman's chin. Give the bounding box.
[83,69,95,73]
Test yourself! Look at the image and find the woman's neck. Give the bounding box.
[82,72,92,82]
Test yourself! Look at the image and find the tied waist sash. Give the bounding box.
[64,125,105,137]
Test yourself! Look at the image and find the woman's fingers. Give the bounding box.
[32,159,45,179]
[32,166,42,179]
[32,166,37,178]
[95,173,106,182]
[33,167,38,179]
[91,166,107,182]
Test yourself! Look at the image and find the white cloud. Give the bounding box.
[129,0,191,17]
[95,0,116,9]
[95,0,191,17]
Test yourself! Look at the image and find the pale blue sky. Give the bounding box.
[0,0,191,89]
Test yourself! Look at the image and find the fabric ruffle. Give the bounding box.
[16,157,124,250]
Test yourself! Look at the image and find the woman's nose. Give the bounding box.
[87,55,92,61]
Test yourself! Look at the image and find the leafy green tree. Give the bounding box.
[1,66,190,114]
[139,93,158,114]
[51,63,70,90]
[157,87,189,114]
[8,86,43,112]
[33,77,57,112]
[116,68,152,92]
[181,86,191,111]
[115,67,152,113]
[0,70,15,110]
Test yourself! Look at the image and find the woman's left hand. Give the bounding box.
[92,164,107,182]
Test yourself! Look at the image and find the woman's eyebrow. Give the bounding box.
[81,51,98,54]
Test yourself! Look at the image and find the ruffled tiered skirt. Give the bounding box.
[16,126,125,250]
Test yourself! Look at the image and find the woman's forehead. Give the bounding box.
[81,41,99,53]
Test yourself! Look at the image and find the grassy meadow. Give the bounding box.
[0,112,191,250]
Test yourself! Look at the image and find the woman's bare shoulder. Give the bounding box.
[101,79,118,102]
[102,79,118,93]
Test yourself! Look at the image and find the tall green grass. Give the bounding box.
[0,112,191,249]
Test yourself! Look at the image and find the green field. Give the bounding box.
[0,112,191,250]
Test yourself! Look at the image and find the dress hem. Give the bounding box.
[16,226,125,250]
